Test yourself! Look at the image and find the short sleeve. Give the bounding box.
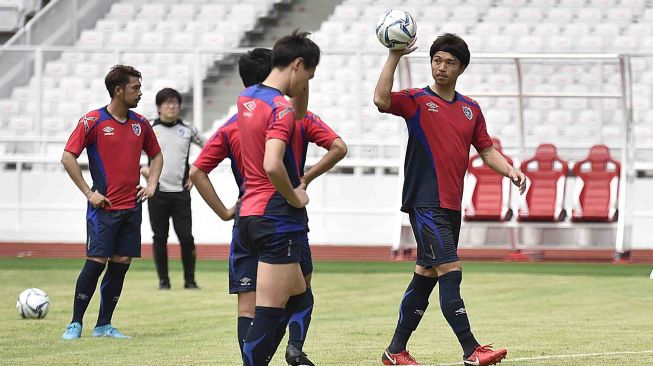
[193,128,230,174]
[380,90,419,118]
[266,103,296,144]
[64,113,98,156]
[472,110,494,153]
[142,119,161,158]
[304,113,340,149]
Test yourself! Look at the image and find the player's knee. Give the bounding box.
[110,255,131,264]
[87,256,108,265]
[435,262,462,277]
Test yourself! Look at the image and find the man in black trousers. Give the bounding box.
[142,88,205,290]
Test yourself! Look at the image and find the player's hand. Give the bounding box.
[88,191,112,209]
[288,187,309,208]
[136,184,156,202]
[509,169,527,195]
[298,180,307,191]
[184,178,194,191]
[222,206,236,221]
[390,38,418,58]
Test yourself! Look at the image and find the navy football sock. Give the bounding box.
[238,316,253,355]
[96,261,130,327]
[438,271,480,358]
[287,288,313,351]
[388,273,438,354]
[71,260,105,324]
[243,306,285,366]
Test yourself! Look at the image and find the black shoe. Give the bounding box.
[184,281,200,289]
[285,344,315,366]
[159,281,171,290]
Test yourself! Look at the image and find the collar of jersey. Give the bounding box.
[424,86,458,104]
[103,106,131,124]
[153,118,181,127]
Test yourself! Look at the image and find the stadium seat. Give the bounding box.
[154,20,182,34]
[0,6,21,32]
[571,145,620,222]
[168,4,196,19]
[518,144,568,222]
[464,138,514,221]
[138,3,167,21]
[547,7,573,23]
[106,3,136,20]
[532,23,559,36]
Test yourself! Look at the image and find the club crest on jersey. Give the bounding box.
[103,126,114,136]
[462,105,473,120]
[177,128,185,137]
[243,100,256,112]
[132,123,141,136]
[426,101,439,112]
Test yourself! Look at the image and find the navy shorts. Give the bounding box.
[229,229,313,294]
[408,207,461,268]
[86,203,142,258]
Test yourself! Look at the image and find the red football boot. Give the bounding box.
[464,344,508,366]
[382,348,420,365]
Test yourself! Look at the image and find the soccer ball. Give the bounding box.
[16,288,50,319]
[376,9,417,50]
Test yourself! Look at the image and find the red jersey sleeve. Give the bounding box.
[141,119,161,158]
[472,110,494,153]
[304,112,340,149]
[193,127,230,174]
[64,111,99,156]
[381,89,419,118]
[266,101,296,144]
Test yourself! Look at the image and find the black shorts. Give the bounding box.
[237,216,304,266]
[228,227,312,294]
[86,203,142,258]
[408,207,461,268]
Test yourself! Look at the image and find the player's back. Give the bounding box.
[237,84,304,220]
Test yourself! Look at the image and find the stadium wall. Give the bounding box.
[1,169,652,250]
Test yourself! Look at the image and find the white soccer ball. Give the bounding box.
[376,9,417,50]
[16,288,50,319]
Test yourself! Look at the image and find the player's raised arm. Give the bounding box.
[264,138,308,208]
[302,138,347,188]
[190,165,235,221]
[373,38,417,111]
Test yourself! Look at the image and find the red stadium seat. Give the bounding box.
[571,145,620,222]
[464,138,514,221]
[518,144,568,222]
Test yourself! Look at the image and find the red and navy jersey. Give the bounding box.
[193,114,244,197]
[294,111,340,174]
[64,107,161,210]
[381,87,493,212]
[237,83,305,226]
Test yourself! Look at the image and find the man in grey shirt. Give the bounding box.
[141,88,205,289]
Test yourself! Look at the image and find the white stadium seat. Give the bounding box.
[138,3,167,21]
[168,4,196,19]
[77,30,104,47]
[124,20,151,34]
[107,3,136,20]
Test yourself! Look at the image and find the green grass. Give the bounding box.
[1,258,652,365]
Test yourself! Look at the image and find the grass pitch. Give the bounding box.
[1,258,652,365]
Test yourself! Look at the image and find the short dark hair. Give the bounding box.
[272,30,320,69]
[155,88,182,107]
[105,65,141,98]
[429,33,470,68]
[239,48,272,87]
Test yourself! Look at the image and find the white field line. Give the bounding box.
[434,349,653,366]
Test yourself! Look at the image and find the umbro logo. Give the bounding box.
[414,309,425,317]
[239,277,252,286]
[426,102,438,112]
[243,100,256,112]
[455,307,467,315]
[103,126,114,136]
[81,115,96,131]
